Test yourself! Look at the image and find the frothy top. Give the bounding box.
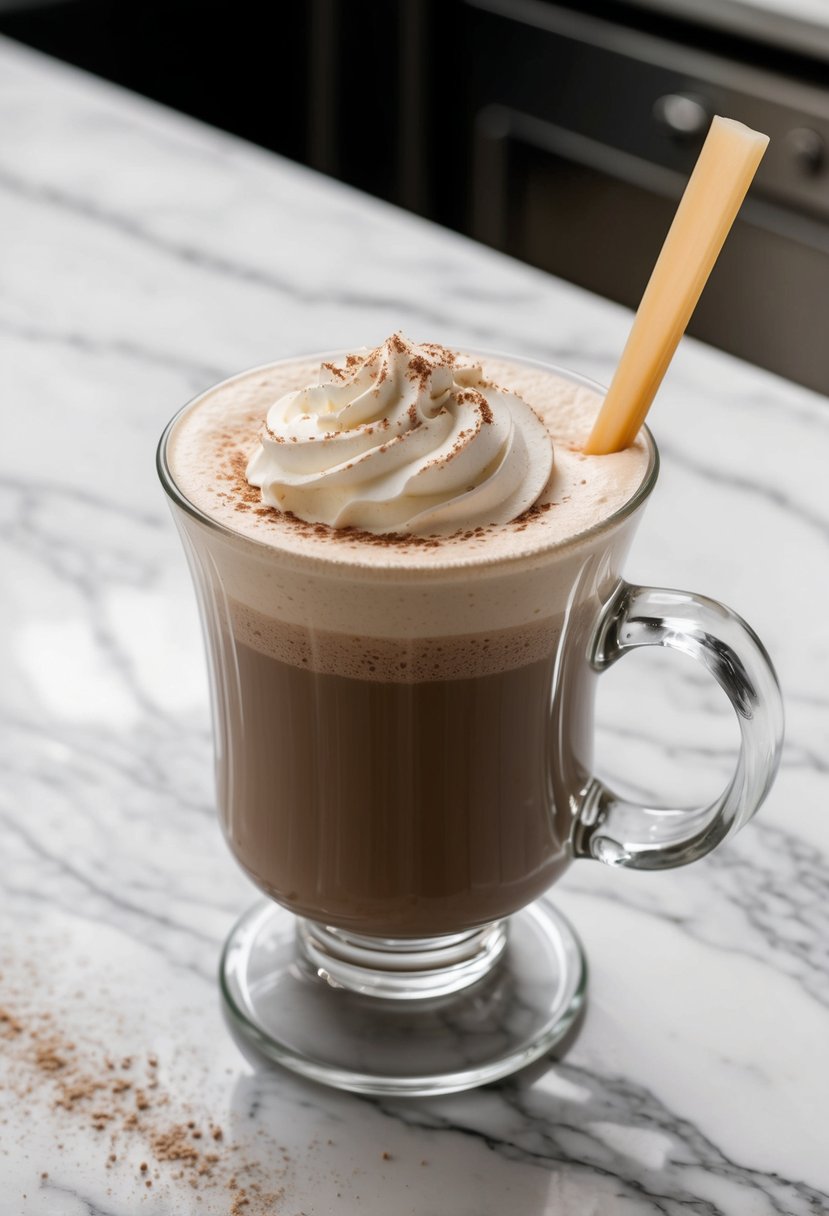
[165,349,652,581]
[246,334,553,535]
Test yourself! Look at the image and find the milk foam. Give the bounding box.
[165,352,653,654]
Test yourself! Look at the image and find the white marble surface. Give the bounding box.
[1,34,828,1216]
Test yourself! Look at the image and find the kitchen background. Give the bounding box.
[3,0,828,394]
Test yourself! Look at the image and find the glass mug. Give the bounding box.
[158,353,783,1096]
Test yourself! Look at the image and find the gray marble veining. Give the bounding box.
[1,35,828,1216]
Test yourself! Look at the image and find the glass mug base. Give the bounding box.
[219,898,587,1097]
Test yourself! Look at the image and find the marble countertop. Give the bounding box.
[2,35,828,1216]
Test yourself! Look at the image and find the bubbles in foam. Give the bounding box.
[230,598,567,682]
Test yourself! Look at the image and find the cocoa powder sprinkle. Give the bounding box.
[204,341,563,551]
[152,1125,201,1163]
[0,978,287,1215]
[0,1007,23,1037]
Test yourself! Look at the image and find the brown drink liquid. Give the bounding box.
[166,350,651,938]
[212,611,586,936]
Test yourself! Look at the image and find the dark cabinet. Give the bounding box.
[439,0,829,395]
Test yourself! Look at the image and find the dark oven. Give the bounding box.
[459,0,829,395]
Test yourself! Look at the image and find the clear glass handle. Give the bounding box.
[574,582,784,869]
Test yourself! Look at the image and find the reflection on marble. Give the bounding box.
[1,34,828,1216]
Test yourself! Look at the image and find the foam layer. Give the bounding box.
[230,599,566,681]
[164,352,653,654]
[168,353,651,572]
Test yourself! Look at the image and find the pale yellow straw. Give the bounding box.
[584,117,769,455]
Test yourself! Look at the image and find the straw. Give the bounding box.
[584,116,769,455]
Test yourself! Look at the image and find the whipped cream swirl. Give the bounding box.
[246,334,553,534]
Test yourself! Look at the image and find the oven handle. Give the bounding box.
[472,104,829,255]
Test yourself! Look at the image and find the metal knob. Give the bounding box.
[653,93,710,140]
[785,127,825,174]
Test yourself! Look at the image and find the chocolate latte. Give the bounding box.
[164,338,652,937]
